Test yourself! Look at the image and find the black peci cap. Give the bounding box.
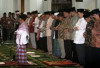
[43,11,51,15]
[63,9,70,13]
[57,13,64,17]
[91,9,99,15]
[15,10,19,12]
[19,14,27,21]
[58,9,64,13]
[27,12,31,15]
[70,7,76,12]
[83,11,91,19]
[50,11,54,15]
[31,10,39,14]
[77,9,84,13]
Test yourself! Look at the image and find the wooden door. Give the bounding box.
[21,0,25,13]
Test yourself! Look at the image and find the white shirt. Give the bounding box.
[46,17,54,36]
[16,22,29,45]
[39,21,45,37]
[74,18,87,44]
[34,17,39,33]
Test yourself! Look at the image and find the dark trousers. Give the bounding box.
[75,44,85,66]
[37,38,43,50]
[3,28,7,41]
[35,33,37,49]
[6,29,14,40]
[93,47,100,67]
[43,37,48,52]
[85,46,93,67]
[64,40,72,60]
[70,40,78,63]
[85,47,100,67]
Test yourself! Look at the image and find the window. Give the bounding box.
[76,0,83,2]
[52,0,72,11]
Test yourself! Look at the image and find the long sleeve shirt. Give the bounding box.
[92,19,100,48]
[16,22,29,45]
[74,18,87,44]
[46,17,54,36]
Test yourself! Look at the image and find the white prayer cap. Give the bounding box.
[54,12,59,16]
[16,12,20,14]
[23,12,27,15]
[38,13,42,17]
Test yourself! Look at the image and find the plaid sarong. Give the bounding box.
[16,44,27,64]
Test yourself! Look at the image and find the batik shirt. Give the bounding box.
[62,17,71,40]
[57,17,71,40]
[57,20,64,39]
[91,19,100,48]
[85,20,94,46]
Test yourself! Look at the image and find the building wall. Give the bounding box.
[97,0,100,9]
[25,0,52,13]
[36,0,44,12]
[0,0,52,17]
[72,0,96,11]
[30,0,38,12]
[25,0,30,12]
[0,0,99,18]
[0,0,14,17]
[0,0,21,17]
[0,0,2,17]
[42,0,52,12]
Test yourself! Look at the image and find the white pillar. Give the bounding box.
[13,0,21,12]
[0,0,3,17]
[2,0,7,13]
[30,0,38,12]
[6,0,14,12]
[25,0,30,12]
[37,0,44,13]
[18,0,21,12]
[47,0,52,11]
[72,0,76,7]
[42,0,52,12]
[97,0,100,9]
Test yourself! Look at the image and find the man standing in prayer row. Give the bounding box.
[63,9,72,60]
[46,11,54,54]
[29,11,37,49]
[91,9,100,67]
[0,13,7,41]
[15,14,29,64]
[6,12,15,40]
[74,9,87,67]
[36,15,44,50]
[69,7,79,63]
[83,11,94,68]
[34,11,40,49]
[56,13,66,59]
[51,13,61,58]
[39,12,48,52]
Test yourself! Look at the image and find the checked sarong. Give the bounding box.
[16,44,27,64]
